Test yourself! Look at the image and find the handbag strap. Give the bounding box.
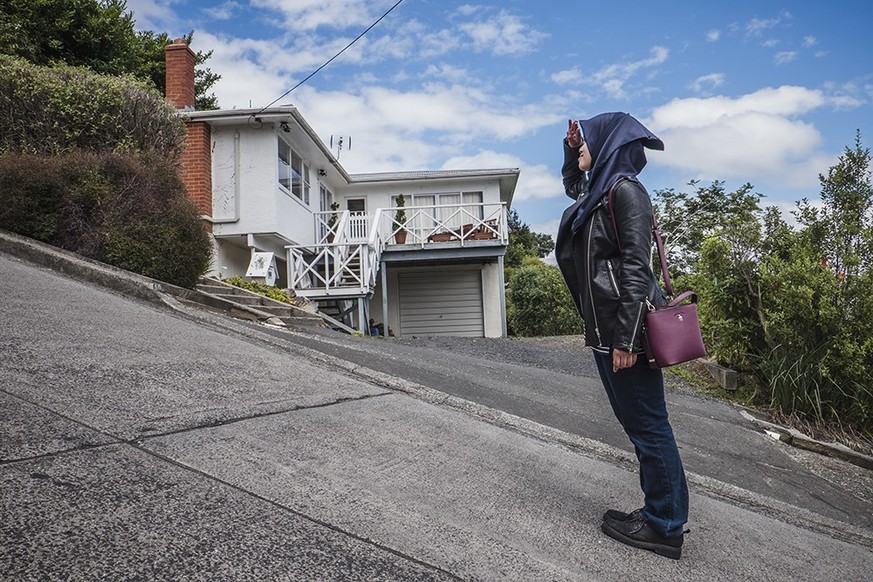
[651,213,674,297]
[607,178,674,297]
[667,289,695,306]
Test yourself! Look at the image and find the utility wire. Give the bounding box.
[251,0,405,119]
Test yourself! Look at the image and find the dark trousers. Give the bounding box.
[593,351,689,537]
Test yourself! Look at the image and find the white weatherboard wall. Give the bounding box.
[481,260,503,337]
[211,127,315,246]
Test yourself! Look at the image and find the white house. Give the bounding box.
[166,39,518,338]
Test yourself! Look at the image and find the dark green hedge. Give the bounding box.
[0,151,211,288]
[0,54,186,156]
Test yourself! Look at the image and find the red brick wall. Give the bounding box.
[165,39,195,110]
[180,122,212,230]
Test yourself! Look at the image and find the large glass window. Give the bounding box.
[398,192,484,238]
[404,192,483,227]
[278,139,310,205]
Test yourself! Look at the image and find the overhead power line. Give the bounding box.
[251,0,406,120]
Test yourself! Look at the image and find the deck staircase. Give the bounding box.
[194,278,328,329]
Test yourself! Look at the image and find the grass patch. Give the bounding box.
[225,276,297,305]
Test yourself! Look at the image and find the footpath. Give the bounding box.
[1,230,871,581]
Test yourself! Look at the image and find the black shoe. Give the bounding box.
[602,507,644,523]
[600,515,683,560]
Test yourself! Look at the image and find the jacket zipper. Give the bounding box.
[606,260,620,297]
[586,218,602,344]
[628,301,645,348]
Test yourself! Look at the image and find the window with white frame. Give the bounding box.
[278,139,310,205]
[397,191,483,234]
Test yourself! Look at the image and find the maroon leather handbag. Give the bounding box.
[608,179,707,368]
[641,290,706,368]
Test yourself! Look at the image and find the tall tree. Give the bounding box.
[0,0,220,109]
[505,209,554,269]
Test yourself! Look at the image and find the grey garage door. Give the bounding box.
[398,269,484,337]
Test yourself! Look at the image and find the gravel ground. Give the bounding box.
[392,334,703,395]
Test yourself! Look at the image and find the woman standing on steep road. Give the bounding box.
[555,112,689,560]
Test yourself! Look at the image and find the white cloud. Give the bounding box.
[422,63,470,83]
[774,51,798,65]
[457,4,481,17]
[551,67,583,85]
[204,2,242,21]
[706,29,721,42]
[646,86,834,190]
[442,151,562,202]
[591,46,669,99]
[746,12,791,36]
[688,73,725,95]
[289,84,562,175]
[803,36,818,48]
[458,10,547,55]
[250,0,386,32]
[124,0,176,30]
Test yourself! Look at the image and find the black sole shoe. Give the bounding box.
[600,517,683,560]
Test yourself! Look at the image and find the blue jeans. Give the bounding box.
[593,351,689,537]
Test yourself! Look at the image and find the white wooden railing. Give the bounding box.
[378,201,507,247]
[286,202,506,297]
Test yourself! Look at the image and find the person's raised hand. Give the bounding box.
[566,119,582,148]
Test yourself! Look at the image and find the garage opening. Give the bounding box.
[398,269,484,337]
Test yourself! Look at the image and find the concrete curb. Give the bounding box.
[739,410,873,471]
[0,229,287,327]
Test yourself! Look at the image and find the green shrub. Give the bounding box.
[224,276,297,304]
[654,135,873,436]
[0,151,211,288]
[0,54,186,156]
[507,258,581,337]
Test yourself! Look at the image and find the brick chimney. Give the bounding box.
[165,38,195,111]
[165,38,212,229]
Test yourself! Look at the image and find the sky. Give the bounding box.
[126,0,873,239]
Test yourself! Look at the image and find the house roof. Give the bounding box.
[183,107,520,204]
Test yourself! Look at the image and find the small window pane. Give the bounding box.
[278,141,291,190]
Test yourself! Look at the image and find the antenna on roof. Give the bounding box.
[330,135,352,159]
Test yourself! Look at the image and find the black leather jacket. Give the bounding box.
[555,140,664,353]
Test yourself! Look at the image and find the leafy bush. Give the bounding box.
[655,134,873,435]
[0,54,186,156]
[0,151,211,288]
[507,257,582,337]
[225,276,297,304]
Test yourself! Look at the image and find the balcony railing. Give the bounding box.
[287,201,506,297]
[379,201,507,247]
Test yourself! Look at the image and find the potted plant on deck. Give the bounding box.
[394,195,408,244]
[326,201,340,243]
